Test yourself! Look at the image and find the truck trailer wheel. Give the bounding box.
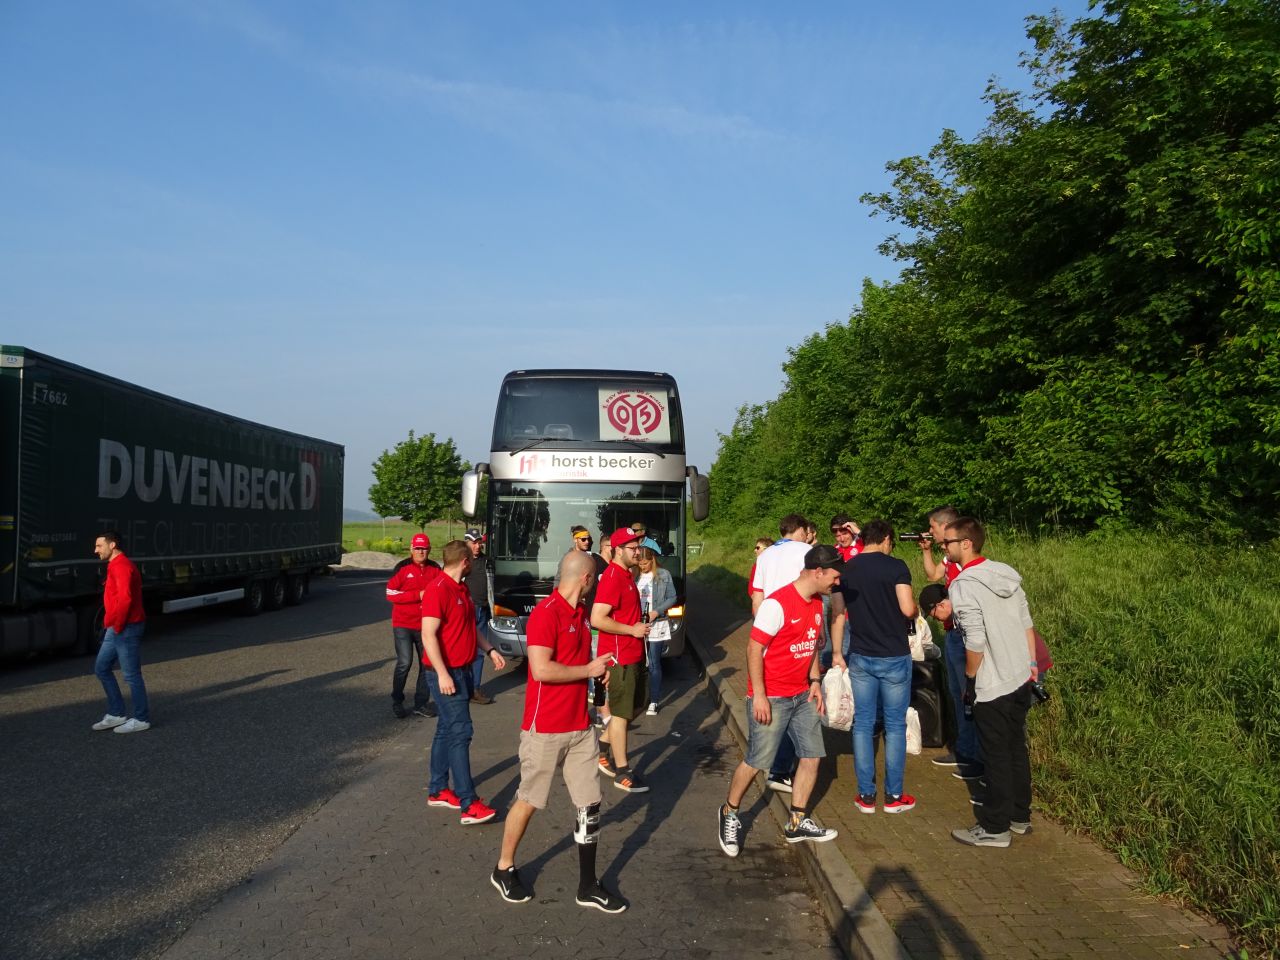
[241,579,265,616]
[265,576,287,611]
[285,575,307,606]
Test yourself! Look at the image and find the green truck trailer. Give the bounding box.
[0,346,344,657]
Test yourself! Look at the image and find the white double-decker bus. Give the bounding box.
[461,369,709,660]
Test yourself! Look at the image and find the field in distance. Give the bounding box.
[342,519,475,555]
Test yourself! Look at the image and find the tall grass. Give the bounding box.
[691,525,1280,954]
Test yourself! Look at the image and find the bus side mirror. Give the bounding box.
[461,463,488,518]
[687,466,709,522]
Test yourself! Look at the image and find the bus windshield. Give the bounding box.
[488,480,687,585]
[491,376,684,453]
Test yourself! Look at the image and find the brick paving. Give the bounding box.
[687,582,1239,960]
[160,635,843,960]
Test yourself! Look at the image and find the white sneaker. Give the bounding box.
[92,714,127,731]
[112,718,151,734]
[646,702,658,716]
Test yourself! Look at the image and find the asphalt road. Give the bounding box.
[1,572,840,960]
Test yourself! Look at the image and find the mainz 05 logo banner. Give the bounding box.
[599,388,669,442]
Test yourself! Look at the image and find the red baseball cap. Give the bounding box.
[411,533,430,550]
[609,527,642,549]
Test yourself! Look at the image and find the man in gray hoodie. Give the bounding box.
[943,517,1038,848]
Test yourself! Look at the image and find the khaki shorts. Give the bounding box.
[516,727,602,810]
[605,661,648,721]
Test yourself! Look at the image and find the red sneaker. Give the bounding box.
[883,793,916,814]
[460,799,497,825]
[427,788,462,809]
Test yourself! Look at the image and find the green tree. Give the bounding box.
[368,431,465,529]
[712,0,1280,535]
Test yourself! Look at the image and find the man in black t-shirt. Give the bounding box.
[465,529,495,705]
[831,520,918,815]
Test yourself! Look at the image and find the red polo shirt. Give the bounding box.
[420,573,477,669]
[593,562,644,665]
[522,591,592,733]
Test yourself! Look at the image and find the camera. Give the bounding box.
[1030,680,1050,704]
[897,532,930,542]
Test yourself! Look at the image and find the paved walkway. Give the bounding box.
[685,582,1237,960]
[159,642,842,960]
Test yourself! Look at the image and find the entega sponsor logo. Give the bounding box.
[97,439,319,511]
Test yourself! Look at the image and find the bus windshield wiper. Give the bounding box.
[597,439,667,458]
[511,437,559,455]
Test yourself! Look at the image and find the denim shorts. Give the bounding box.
[744,692,825,770]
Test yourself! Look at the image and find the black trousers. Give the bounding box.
[973,683,1032,833]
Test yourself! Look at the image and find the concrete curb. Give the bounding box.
[687,624,912,960]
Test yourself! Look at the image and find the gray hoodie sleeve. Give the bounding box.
[949,578,987,654]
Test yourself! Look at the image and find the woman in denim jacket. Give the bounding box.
[635,542,676,715]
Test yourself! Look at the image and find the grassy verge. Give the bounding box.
[342,520,473,556]
[690,524,1279,956]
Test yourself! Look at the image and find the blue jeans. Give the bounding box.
[769,727,797,779]
[391,628,431,709]
[95,622,149,723]
[944,628,982,763]
[471,605,490,689]
[425,666,477,807]
[646,640,664,703]
[821,615,851,671]
[849,653,912,798]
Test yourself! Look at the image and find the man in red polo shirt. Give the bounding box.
[421,540,506,826]
[717,544,843,857]
[490,550,625,912]
[591,527,651,793]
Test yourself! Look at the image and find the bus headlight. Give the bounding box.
[493,604,520,632]
[666,605,684,618]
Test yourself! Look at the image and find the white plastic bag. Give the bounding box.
[907,613,930,662]
[906,706,922,755]
[821,667,854,732]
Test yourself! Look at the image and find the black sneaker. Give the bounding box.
[613,768,649,793]
[414,704,437,719]
[953,764,985,781]
[718,804,742,857]
[576,882,628,913]
[783,817,838,844]
[392,702,408,719]
[490,865,531,903]
[930,751,959,767]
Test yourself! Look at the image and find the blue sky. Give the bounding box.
[1,0,1090,512]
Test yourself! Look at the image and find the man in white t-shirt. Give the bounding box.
[749,513,815,793]
[750,514,812,614]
